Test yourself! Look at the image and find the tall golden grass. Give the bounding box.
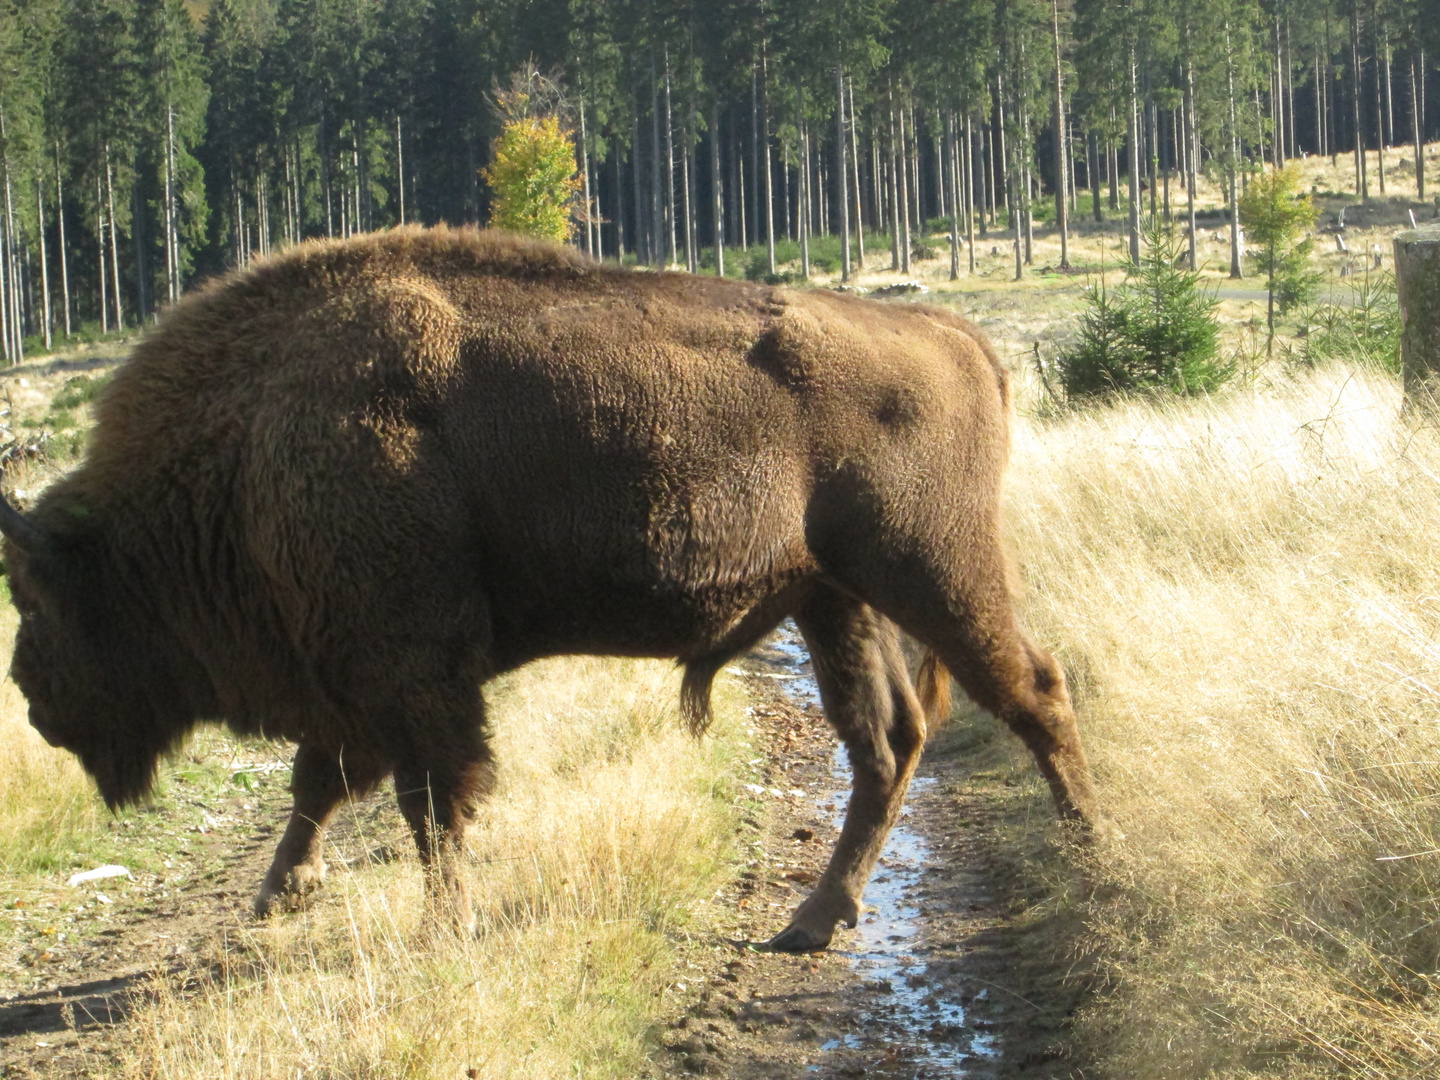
[114,658,749,1078]
[0,596,102,871]
[1006,365,1440,1077]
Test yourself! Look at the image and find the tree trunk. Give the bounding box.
[947,109,960,280]
[320,107,333,237]
[1089,130,1102,221]
[849,77,864,267]
[869,131,881,239]
[35,179,49,349]
[711,102,724,276]
[592,149,603,261]
[888,91,901,270]
[1394,227,1440,409]
[1052,0,1069,268]
[1108,121,1120,209]
[290,138,302,242]
[1164,108,1173,220]
[0,190,12,362]
[56,143,69,337]
[1375,18,1387,194]
[130,168,148,319]
[799,114,810,278]
[781,134,791,241]
[987,121,998,225]
[396,114,405,226]
[353,133,363,234]
[1327,18,1338,163]
[898,97,912,273]
[1414,49,1426,199]
[105,144,122,330]
[762,52,775,276]
[651,63,664,267]
[1148,97,1158,218]
[1352,8,1368,201]
[1185,53,1199,270]
[1278,16,1290,167]
[910,106,922,244]
[664,60,677,266]
[632,104,646,261]
[164,103,177,301]
[837,65,851,281]
[965,112,977,272]
[1226,22,1244,278]
[1286,20,1298,159]
[996,73,1009,232]
[735,116,748,250]
[1384,28,1395,149]
[1019,118,1033,267]
[977,121,989,236]
[804,115,817,244]
[1011,127,1023,281]
[684,109,696,273]
[96,170,107,334]
[751,66,760,251]
[614,141,625,260]
[1127,42,1142,265]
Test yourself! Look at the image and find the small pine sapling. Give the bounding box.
[1059,217,1227,398]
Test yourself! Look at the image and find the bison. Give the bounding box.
[2,227,1094,952]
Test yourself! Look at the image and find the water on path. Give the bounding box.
[769,622,1001,1075]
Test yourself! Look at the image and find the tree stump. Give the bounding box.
[1396,228,1440,411]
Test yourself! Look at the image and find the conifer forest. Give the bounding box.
[0,0,1436,364]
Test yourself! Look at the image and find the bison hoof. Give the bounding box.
[253,861,326,917]
[761,923,833,954]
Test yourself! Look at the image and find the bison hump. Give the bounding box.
[746,304,825,388]
[308,275,466,395]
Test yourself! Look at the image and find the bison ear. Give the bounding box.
[0,489,52,554]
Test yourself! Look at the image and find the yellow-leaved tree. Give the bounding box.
[482,114,582,242]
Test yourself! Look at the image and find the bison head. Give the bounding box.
[2,495,193,809]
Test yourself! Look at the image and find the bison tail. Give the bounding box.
[916,649,953,732]
[680,656,722,737]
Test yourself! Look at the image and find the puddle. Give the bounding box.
[767,620,1001,1075]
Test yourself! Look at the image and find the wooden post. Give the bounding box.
[1396,227,1440,409]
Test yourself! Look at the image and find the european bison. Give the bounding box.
[2,227,1094,951]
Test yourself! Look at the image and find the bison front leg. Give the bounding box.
[255,743,385,917]
[394,750,495,935]
[765,588,926,953]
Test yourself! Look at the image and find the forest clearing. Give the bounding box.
[0,147,1436,1075]
[4,0,1440,1073]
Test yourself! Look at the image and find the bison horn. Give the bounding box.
[0,490,51,554]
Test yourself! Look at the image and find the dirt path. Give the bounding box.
[657,627,1087,1080]
[0,743,407,1078]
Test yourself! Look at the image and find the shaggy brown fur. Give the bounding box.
[3,226,1095,950]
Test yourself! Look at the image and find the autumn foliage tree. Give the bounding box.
[481,73,582,243]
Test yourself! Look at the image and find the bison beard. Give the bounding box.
[1,227,1096,951]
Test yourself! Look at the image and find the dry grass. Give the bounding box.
[0,595,103,872]
[110,658,750,1078]
[1004,365,1440,1078]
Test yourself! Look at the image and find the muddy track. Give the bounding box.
[658,627,1087,1080]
